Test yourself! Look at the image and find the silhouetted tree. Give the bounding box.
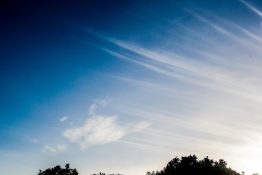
[38,164,78,175]
[146,155,240,175]
[91,173,123,175]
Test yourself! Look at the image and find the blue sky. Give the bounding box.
[2,0,262,174]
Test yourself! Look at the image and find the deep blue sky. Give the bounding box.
[2,0,262,175]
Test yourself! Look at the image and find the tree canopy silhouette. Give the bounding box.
[38,164,78,175]
[37,164,122,175]
[146,155,240,175]
[36,155,241,175]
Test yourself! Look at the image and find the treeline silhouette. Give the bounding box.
[146,155,240,175]
[90,173,123,175]
[37,155,241,175]
[37,164,122,175]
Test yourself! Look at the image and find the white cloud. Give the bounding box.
[63,99,151,149]
[42,144,67,154]
[60,116,69,122]
[63,115,150,149]
[88,98,108,115]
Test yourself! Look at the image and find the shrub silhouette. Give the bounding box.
[146,155,240,175]
[38,164,78,175]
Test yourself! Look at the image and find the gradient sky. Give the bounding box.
[2,0,262,175]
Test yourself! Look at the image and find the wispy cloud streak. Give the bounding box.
[240,0,262,17]
[99,8,262,174]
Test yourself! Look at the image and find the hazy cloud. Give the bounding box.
[31,138,39,144]
[41,144,67,154]
[60,116,69,122]
[88,98,108,115]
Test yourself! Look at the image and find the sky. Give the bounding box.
[2,0,262,175]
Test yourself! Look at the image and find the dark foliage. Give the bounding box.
[38,164,78,175]
[146,155,240,175]
[37,155,241,175]
[91,173,123,175]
